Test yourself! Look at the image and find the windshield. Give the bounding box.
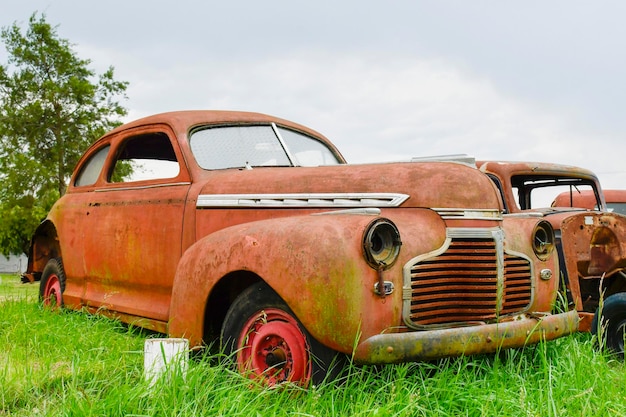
[510,175,601,210]
[189,124,341,170]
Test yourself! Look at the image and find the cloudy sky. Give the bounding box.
[2,1,625,188]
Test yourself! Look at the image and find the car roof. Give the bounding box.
[102,110,346,163]
[476,160,599,180]
[554,189,626,208]
[603,189,626,203]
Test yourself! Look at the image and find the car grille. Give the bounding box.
[404,238,532,328]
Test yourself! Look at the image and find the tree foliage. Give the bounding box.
[0,13,128,255]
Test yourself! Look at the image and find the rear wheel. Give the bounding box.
[592,292,626,359]
[221,282,342,386]
[39,258,66,308]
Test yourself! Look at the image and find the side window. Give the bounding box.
[512,186,524,210]
[485,173,510,213]
[74,145,110,187]
[109,133,180,183]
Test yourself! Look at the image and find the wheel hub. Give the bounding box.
[43,274,62,307]
[237,308,311,385]
[265,348,287,368]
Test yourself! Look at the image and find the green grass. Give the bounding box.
[0,274,37,301]
[1,274,625,416]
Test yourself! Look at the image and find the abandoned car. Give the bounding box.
[478,160,626,356]
[554,189,626,216]
[23,111,578,385]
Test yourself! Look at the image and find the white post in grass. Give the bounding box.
[144,338,189,386]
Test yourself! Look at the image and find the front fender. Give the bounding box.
[501,216,561,311]
[169,212,380,348]
[169,208,448,351]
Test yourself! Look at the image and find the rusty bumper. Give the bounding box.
[353,310,579,364]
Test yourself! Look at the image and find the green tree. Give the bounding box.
[0,13,128,255]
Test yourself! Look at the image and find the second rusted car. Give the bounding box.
[478,160,626,356]
[23,112,578,385]
[554,189,626,216]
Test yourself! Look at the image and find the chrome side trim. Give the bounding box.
[196,193,410,208]
[503,212,544,218]
[433,208,503,220]
[314,208,382,216]
[95,182,191,192]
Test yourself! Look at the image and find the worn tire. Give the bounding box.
[591,292,626,359]
[39,258,66,308]
[221,282,344,386]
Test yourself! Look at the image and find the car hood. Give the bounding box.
[194,161,503,210]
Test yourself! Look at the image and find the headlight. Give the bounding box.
[363,218,402,269]
[532,220,555,260]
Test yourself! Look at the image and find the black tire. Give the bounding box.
[39,257,66,308]
[221,282,344,386]
[591,292,626,359]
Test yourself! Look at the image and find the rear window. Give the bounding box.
[74,145,110,187]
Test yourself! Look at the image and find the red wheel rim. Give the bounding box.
[237,308,311,385]
[43,274,62,307]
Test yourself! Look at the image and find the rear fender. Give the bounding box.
[22,220,60,282]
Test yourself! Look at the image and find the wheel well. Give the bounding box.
[580,271,626,313]
[203,270,261,345]
[26,221,61,279]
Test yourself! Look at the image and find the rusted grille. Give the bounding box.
[407,239,531,327]
[501,253,532,314]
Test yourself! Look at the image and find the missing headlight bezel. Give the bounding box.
[362,218,402,270]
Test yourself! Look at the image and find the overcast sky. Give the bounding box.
[2,1,625,188]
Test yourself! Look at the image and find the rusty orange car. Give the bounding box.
[22,111,578,386]
[553,189,626,216]
[478,160,626,356]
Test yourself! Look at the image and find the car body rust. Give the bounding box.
[23,112,577,383]
[478,160,626,333]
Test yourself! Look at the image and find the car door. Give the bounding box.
[81,126,191,323]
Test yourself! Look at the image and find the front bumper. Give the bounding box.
[353,310,579,364]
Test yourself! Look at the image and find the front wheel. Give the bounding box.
[592,292,626,359]
[39,258,66,308]
[221,282,342,386]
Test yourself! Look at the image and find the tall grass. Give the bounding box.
[1,275,625,417]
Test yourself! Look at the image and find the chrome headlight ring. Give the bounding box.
[362,218,402,270]
[532,220,555,260]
